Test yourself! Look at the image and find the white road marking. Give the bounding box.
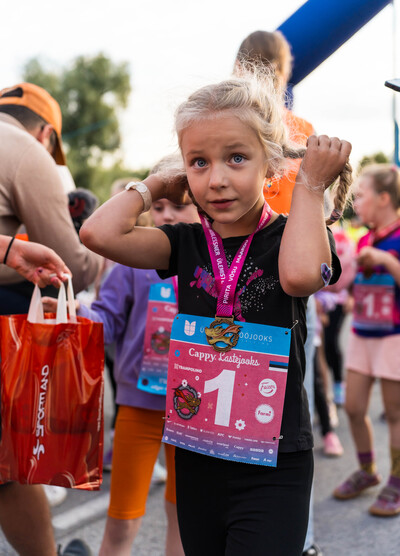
[52,493,110,530]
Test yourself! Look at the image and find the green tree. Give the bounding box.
[23,54,142,201]
[357,151,390,172]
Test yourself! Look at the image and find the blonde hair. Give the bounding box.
[175,71,352,225]
[359,164,400,210]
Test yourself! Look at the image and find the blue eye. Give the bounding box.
[193,158,207,168]
[232,154,244,164]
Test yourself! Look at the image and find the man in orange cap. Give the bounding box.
[0,82,100,307]
[0,83,98,555]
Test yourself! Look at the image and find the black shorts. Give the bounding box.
[175,448,313,556]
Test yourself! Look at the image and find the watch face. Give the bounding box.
[136,184,147,193]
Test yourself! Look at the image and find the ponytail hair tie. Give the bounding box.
[329,208,342,223]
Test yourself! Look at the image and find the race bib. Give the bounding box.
[137,283,177,395]
[353,273,396,332]
[162,313,291,467]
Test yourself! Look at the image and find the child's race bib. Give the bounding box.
[162,313,291,467]
[353,273,395,332]
[137,283,177,395]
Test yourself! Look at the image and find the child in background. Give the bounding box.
[80,71,351,555]
[314,290,344,457]
[323,224,356,406]
[233,30,315,214]
[333,165,400,517]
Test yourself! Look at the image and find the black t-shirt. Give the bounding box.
[158,215,341,452]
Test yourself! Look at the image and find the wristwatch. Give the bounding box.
[125,181,152,212]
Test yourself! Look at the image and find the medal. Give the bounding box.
[205,315,242,352]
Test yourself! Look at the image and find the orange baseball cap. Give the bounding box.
[0,82,66,165]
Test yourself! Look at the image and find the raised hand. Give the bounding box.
[300,135,352,192]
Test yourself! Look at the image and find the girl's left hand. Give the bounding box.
[301,135,352,191]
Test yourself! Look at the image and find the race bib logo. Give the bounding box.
[184,320,196,336]
[161,287,172,299]
[259,379,277,397]
[255,404,274,424]
[173,382,201,420]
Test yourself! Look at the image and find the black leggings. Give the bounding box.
[314,351,333,437]
[324,305,345,383]
[175,448,313,556]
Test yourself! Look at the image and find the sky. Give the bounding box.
[2,0,398,171]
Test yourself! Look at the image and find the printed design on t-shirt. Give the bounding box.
[173,382,201,420]
[189,256,279,321]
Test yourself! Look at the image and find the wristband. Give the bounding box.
[125,181,152,212]
[3,236,16,265]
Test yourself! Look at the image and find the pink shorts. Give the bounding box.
[345,332,400,381]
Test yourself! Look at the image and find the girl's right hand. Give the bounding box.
[147,153,191,205]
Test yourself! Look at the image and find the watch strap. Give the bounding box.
[125,181,152,212]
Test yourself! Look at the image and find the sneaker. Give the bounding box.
[369,485,400,517]
[151,459,167,484]
[43,485,67,507]
[303,543,323,556]
[333,469,381,500]
[323,432,344,457]
[103,446,113,472]
[60,539,92,556]
[333,382,345,406]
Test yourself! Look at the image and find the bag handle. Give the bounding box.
[56,275,76,323]
[28,274,77,324]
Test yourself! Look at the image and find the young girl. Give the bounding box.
[333,165,400,517]
[80,73,351,555]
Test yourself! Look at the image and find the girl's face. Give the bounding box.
[354,176,380,227]
[150,199,198,227]
[180,112,269,237]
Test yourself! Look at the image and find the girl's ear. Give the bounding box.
[378,190,391,208]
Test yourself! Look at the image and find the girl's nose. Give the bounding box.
[161,206,175,223]
[209,164,227,189]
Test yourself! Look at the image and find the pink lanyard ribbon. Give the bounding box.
[172,276,178,303]
[368,218,400,246]
[200,203,272,318]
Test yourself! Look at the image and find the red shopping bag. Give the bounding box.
[0,279,104,490]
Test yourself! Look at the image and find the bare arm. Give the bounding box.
[279,135,352,297]
[80,173,188,270]
[357,247,400,287]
